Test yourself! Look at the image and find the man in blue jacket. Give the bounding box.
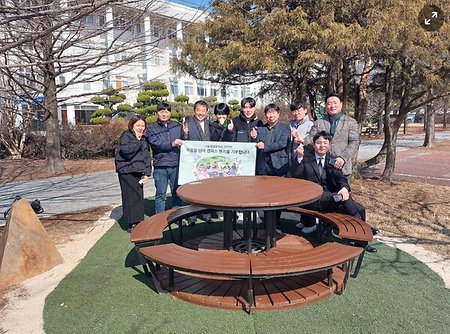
[147,102,182,214]
[254,103,291,227]
[255,103,291,177]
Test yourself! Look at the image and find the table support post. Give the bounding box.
[264,210,277,251]
[243,211,252,253]
[252,211,258,239]
[223,210,233,250]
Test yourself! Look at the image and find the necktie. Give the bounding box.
[318,157,323,176]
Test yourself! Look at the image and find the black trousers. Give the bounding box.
[118,172,144,225]
[302,191,365,226]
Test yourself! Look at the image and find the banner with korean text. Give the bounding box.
[178,141,257,185]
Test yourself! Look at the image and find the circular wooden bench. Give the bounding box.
[130,205,215,278]
[284,206,374,277]
[139,242,363,313]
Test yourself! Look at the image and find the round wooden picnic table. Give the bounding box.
[177,175,322,252]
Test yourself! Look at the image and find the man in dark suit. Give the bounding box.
[291,131,377,252]
[182,100,211,141]
[181,100,212,226]
[254,103,291,177]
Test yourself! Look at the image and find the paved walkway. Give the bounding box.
[0,171,155,226]
[1,130,449,226]
[359,131,450,186]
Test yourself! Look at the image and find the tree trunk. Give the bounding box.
[423,101,436,147]
[42,33,64,173]
[341,58,349,110]
[443,101,448,129]
[381,65,396,182]
[354,55,371,125]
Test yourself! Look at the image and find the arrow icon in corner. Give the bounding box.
[418,5,444,31]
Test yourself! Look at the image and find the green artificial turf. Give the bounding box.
[44,199,450,334]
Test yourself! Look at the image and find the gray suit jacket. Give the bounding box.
[182,117,211,141]
[305,114,360,176]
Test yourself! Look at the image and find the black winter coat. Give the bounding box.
[230,113,263,142]
[115,130,152,176]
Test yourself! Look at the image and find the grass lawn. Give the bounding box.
[44,199,450,334]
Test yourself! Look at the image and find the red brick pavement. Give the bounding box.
[362,146,450,186]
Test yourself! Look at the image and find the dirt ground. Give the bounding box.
[0,158,115,184]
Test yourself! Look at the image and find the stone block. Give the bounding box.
[0,198,63,290]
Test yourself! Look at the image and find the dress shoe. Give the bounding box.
[366,245,378,253]
[295,222,305,229]
[371,227,380,235]
[127,223,137,233]
[206,219,214,224]
[188,219,196,227]
[301,225,317,234]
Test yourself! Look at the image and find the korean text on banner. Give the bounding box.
[178,141,256,185]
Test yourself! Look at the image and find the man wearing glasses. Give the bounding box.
[289,101,313,161]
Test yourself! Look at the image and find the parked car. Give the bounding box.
[406,112,416,123]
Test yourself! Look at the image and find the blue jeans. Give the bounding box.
[153,166,181,214]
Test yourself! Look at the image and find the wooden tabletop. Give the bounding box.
[176,175,322,210]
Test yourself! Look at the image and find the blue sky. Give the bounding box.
[170,0,210,9]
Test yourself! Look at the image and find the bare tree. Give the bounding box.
[0,75,34,159]
[0,0,197,171]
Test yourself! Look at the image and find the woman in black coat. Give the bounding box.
[115,115,152,232]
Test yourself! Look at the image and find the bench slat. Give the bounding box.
[140,244,250,276]
[140,242,361,278]
[286,207,373,242]
[130,207,179,244]
[131,205,215,244]
[250,243,362,276]
[166,205,213,224]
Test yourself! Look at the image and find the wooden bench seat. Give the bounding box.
[130,205,214,277]
[131,208,179,245]
[285,206,374,277]
[140,242,362,312]
[251,242,362,277]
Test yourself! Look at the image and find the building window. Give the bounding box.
[98,15,105,26]
[168,25,177,39]
[149,54,165,66]
[152,25,161,38]
[86,15,94,25]
[241,86,251,98]
[74,105,98,125]
[197,83,206,97]
[184,82,194,95]
[58,75,66,86]
[155,54,165,66]
[136,23,144,34]
[75,109,93,125]
[170,81,179,95]
[103,77,111,88]
[210,87,218,96]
